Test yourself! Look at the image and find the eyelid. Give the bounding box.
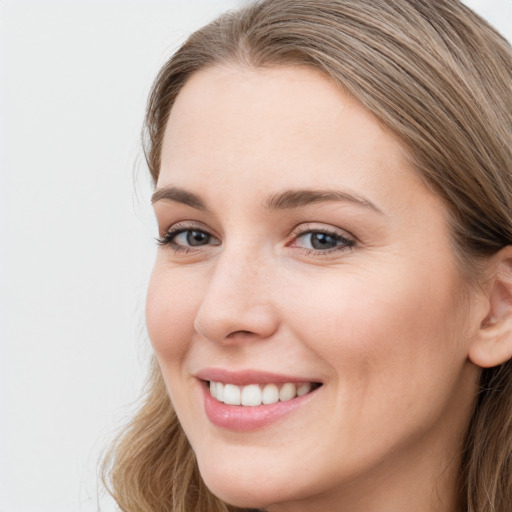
[158,219,205,235]
[290,222,355,240]
[158,220,218,238]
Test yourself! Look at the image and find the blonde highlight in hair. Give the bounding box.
[103,1,512,510]
[102,358,240,512]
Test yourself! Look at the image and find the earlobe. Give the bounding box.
[468,247,512,369]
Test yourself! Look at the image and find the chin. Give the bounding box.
[201,474,269,509]
[197,455,294,509]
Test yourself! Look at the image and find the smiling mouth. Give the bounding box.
[207,380,322,407]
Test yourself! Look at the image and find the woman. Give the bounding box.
[103,0,512,510]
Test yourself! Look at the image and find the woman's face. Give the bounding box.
[147,65,482,511]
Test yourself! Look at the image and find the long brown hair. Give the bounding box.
[102,1,512,510]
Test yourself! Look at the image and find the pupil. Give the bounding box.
[187,230,209,246]
[311,233,337,250]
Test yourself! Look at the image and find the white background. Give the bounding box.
[0,1,510,511]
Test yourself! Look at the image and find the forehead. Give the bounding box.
[159,64,425,209]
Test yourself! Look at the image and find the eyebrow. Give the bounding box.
[151,186,206,210]
[265,189,383,214]
[152,186,383,214]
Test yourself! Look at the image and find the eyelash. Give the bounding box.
[156,222,356,255]
[156,222,218,253]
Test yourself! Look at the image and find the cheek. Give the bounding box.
[145,265,198,361]
[278,266,472,466]
[285,264,468,392]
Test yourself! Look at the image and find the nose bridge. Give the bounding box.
[193,242,278,343]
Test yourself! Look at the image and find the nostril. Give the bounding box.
[226,330,254,338]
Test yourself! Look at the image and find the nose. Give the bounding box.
[193,247,279,345]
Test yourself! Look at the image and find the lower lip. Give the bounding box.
[201,382,319,431]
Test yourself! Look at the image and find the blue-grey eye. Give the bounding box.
[157,225,220,249]
[173,229,211,246]
[309,232,339,250]
[293,230,354,252]
[187,230,210,246]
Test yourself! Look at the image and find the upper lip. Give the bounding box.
[194,367,322,386]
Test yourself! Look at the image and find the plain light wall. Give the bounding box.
[0,1,510,511]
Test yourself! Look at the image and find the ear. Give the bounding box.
[468,246,512,368]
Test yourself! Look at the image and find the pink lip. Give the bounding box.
[195,369,322,431]
[195,367,321,386]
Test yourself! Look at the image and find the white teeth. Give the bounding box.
[216,382,224,402]
[223,383,241,405]
[279,383,296,402]
[241,384,262,406]
[209,380,315,406]
[262,383,279,405]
